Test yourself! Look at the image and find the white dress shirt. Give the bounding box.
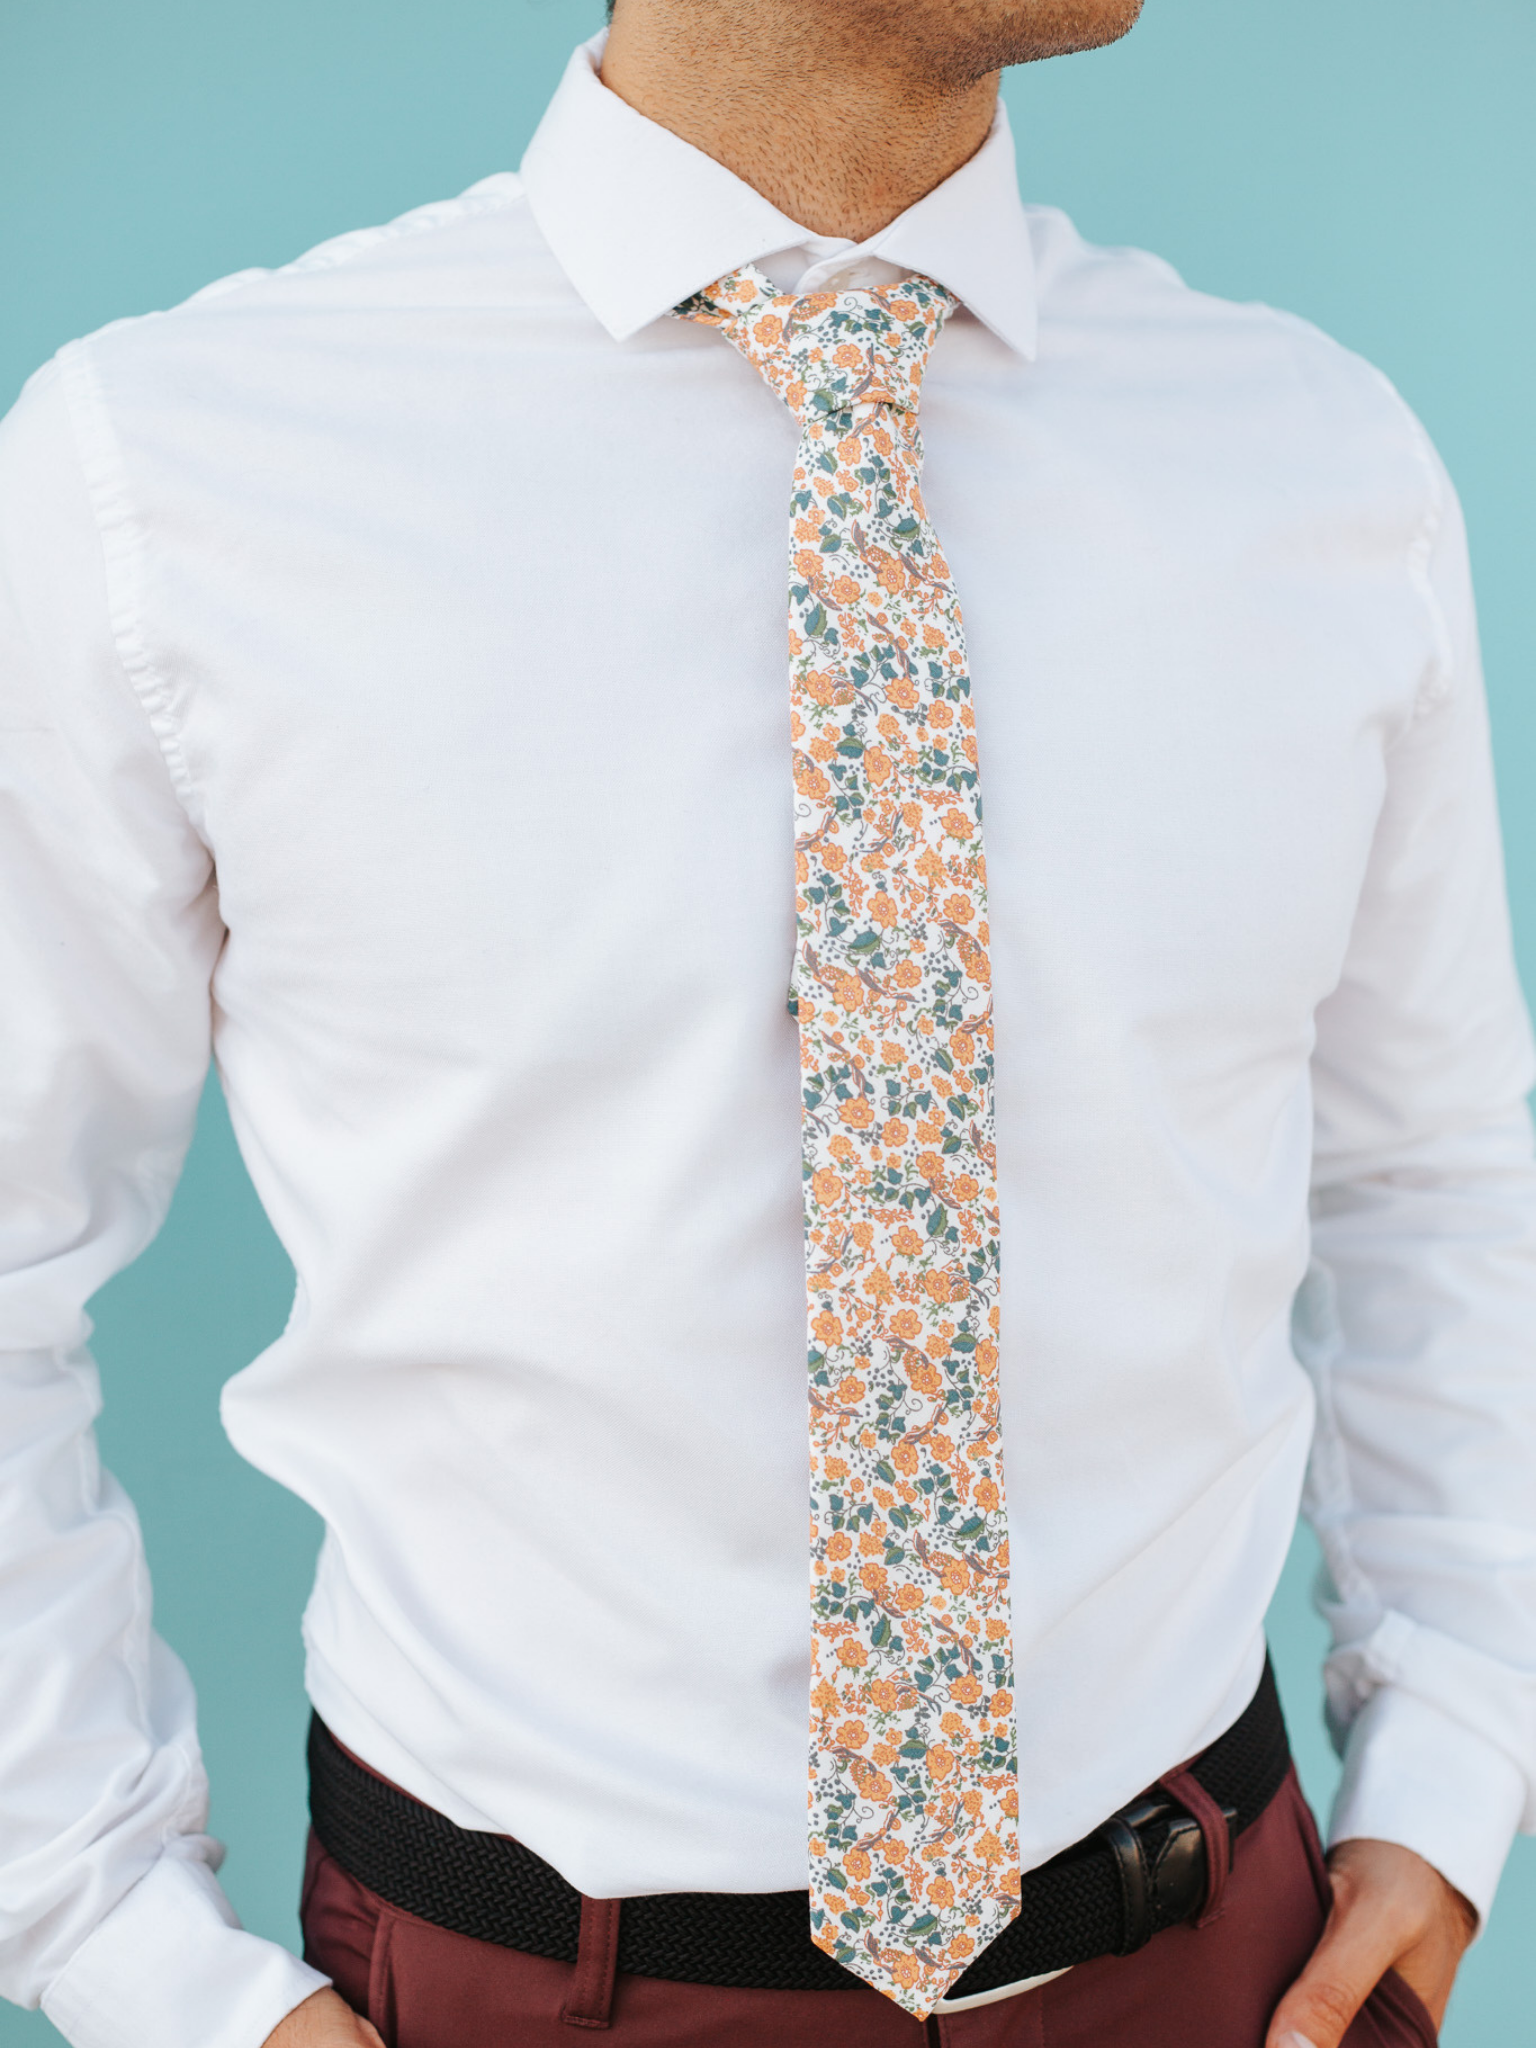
[3,31,1535,2048]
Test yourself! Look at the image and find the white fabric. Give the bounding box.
[2,29,1534,2047]
[933,1965,1071,2014]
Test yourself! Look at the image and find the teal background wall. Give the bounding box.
[2,0,1532,2039]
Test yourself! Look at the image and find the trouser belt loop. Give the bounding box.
[1158,1766,1233,1927]
[561,1895,621,2028]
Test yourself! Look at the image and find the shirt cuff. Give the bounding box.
[1326,1684,1527,1928]
[41,1850,330,2048]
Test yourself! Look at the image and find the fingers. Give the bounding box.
[1265,1855,1418,2048]
[1266,1838,1475,2048]
[1267,1921,1396,2048]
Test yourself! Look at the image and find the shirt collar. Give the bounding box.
[520,33,1037,360]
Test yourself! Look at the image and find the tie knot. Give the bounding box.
[677,268,955,425]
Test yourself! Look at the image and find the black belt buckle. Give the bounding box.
[1097,1789,1238,1955]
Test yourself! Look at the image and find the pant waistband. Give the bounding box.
[307,1659,1290,2001]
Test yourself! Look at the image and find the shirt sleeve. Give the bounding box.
[0,355,328,2048]
[1300,415,1536,1924]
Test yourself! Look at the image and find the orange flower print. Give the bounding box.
[852,1762,893,1799]
[794,754,830,801]
[906,1357,942,1396]
[674,265,1012,2020]
[921,1736,958,1785]
[886,1954,923,1993]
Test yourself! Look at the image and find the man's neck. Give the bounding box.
[600,0,999,243]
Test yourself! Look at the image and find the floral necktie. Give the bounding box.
[675,267,1018,2017]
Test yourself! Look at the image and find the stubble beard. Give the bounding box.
[779,0,1147,88]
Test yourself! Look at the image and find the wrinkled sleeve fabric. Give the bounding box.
[0,355,327,2048]
[1301,418,1536,1924]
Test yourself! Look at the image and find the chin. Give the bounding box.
[888,0,1145,77]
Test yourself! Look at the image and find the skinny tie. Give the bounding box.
[676,268,1018,2018]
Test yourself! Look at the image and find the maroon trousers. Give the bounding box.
[302,1767,1437,2047]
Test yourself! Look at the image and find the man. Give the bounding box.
[1,0,1531,2042]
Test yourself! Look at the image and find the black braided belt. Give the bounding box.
[308,1660,1289,2001]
